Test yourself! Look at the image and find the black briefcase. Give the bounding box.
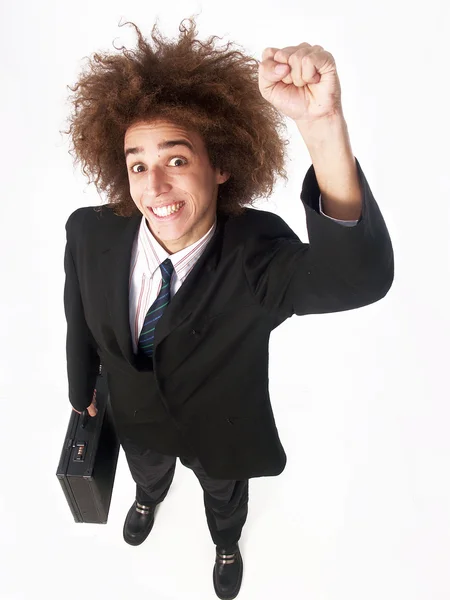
[56,365,120,523]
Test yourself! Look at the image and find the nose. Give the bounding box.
[143,165,170,194]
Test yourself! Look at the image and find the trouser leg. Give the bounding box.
[121,438,177,506]
[179,455,249,548]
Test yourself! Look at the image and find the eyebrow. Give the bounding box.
[124,139,196,160]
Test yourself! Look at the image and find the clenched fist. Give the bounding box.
[72,388,98,417]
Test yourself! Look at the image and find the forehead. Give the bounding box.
[124,120,194,144]
[123,120,201,159]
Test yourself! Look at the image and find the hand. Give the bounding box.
[72,389,98,417]
[258,43,343,124]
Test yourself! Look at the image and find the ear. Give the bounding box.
[218,170,231,184]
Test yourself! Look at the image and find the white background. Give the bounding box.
[1,1,449,599]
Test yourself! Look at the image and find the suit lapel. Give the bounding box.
[99,210,226,369]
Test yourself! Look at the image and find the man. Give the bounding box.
[64,22,394,600]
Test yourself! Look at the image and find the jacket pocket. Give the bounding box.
[182,409,286,479]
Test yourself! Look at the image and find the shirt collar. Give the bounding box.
[138,214,217,276]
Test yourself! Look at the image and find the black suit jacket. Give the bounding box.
[64,158,394,479]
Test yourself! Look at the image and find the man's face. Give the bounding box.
[124,120,229,254]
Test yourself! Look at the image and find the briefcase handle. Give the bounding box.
[80,410,90,429]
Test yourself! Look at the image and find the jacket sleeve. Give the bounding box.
[243,157,394,322]
[64,212,100,412]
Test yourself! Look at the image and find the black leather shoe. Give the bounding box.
[213,543,243,600]
[123,500,156,546]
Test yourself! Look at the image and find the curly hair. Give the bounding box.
[61,15,291,218]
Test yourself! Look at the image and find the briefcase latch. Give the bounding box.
[73,441,87,462]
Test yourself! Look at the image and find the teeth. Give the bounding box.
[152,202,184,217]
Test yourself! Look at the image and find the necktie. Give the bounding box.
[138,258,174,358]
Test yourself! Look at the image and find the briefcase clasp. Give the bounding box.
[73,441,87,462]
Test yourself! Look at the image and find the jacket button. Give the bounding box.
[227,417,235,425]
[191,329,200,336]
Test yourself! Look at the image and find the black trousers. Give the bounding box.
[121,438,249,549]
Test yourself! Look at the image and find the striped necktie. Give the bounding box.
[138,258,174,358]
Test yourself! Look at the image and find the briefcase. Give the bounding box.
[56,365,120,523]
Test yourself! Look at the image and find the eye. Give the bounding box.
[130,156,188,173]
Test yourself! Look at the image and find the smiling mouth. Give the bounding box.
[148,201,186,219]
